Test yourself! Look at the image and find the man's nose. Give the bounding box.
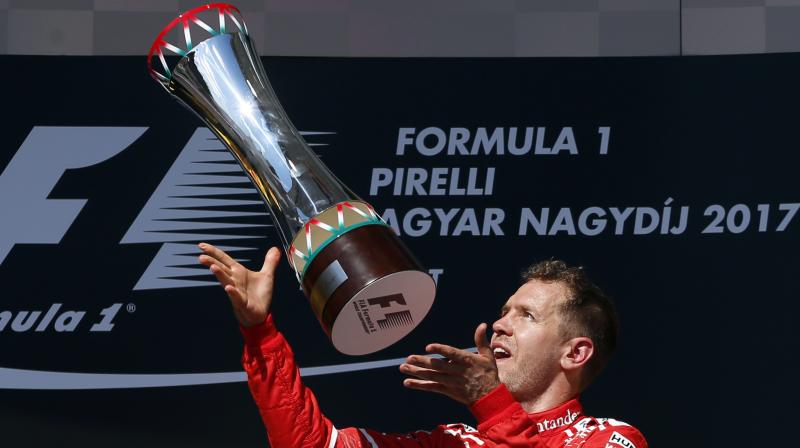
[492,315,511,336]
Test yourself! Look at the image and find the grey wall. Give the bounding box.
[1,0,799,56]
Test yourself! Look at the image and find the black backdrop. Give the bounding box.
[1,54,798,446]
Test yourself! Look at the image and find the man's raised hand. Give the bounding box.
[400,323,500,405]
[198,243,281,328]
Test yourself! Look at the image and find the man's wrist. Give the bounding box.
[239,314,278,348]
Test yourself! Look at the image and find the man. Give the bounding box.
[198,243,648,447]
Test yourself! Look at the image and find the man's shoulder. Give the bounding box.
[563,416,647,448]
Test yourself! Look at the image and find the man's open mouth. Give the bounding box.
[493,347,511,360]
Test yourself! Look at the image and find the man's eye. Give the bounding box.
[524,312,535,320]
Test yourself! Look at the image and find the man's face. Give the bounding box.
[490,279,569,399]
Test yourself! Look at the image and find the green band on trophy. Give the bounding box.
[289,201,390,280]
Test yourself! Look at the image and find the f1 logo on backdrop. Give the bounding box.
[1,126,333,288]
[0,125,460,390]
[119,127,274,290]
[0,127,147,265]
[0,126,437,390]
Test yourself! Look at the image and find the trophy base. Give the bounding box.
[301,224,436,355]
[330,270,436,355]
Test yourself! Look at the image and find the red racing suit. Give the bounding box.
[242,315,648,448]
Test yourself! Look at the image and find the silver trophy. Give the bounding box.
[148,3,435,355]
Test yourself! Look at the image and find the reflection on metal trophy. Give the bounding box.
[147,3,435,355]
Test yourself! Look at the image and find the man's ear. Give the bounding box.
[561,337,594,371]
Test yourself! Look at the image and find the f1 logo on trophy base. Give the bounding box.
[147,3,435,355]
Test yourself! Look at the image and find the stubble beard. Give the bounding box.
[498,352,560,403]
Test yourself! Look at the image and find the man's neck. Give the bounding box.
[515,381,578,414]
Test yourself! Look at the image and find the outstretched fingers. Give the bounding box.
[198,243,237,269]
[405,354,461,374]
[199,243,244,307]
[403,326,501,405]
[425,343,474,365]
[199,254,232,277]
[400,363,455,384]
[403,378,448,394]
[207,263,234,287]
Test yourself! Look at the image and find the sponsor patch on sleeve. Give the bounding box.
[606,431,636,448]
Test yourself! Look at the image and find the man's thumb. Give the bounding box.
[474,323,492,359]
[260,247,281,273]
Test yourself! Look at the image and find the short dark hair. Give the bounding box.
[521,260,619,390]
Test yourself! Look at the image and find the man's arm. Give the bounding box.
[241,313,498,448]
[240,315,338,447]
[400,325,542,447]
[199,243,484,448]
